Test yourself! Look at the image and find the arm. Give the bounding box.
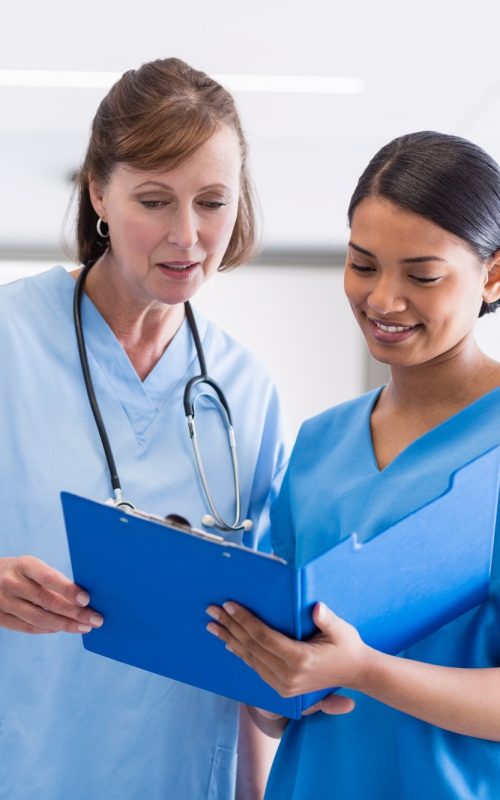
[0,555,103,633]
[355,648,500,740]
[235,705,281,800]
[207,600,500,741]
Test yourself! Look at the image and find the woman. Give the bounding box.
[0,59,287,799]
[208,131,500,799]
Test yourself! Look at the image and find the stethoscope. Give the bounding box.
[73,261,253,533]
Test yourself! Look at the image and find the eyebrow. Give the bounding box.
[348,241,448,264]
[133,180,231,192]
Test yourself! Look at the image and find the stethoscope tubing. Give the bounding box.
[73,261,250,531]
[74,262,122,502]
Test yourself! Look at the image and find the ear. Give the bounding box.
[483,252,500,305]
[88,176,107,221]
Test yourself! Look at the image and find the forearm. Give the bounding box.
[245,705,288,739]
[236,705,281,800]
[356,648,500,740]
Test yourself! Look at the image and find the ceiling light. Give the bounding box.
[0,69,364,94]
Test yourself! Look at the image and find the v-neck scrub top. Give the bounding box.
[0,267,288,800]
[266,387,500,800]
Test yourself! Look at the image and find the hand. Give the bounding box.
[206,600,367,703]
[253,692,355,728]
[0,556,104,634]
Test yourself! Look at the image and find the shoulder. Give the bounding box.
[0,266,71,322]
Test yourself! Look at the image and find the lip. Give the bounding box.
[156,261,200,280]
[366,315,422,344]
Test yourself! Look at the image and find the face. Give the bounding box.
[344,197,495,368]
[89,125,241,308]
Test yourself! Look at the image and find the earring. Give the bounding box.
[96,217,109,239]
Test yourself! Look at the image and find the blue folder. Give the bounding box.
[62,446,500,719]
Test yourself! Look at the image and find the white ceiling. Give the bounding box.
[2,0,500,254]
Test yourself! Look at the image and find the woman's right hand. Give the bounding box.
[0,556,104,634]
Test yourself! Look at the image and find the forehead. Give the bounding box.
[350,196,475,261]
[111,126,242,190]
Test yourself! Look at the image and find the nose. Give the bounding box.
[167,206,199,250]
[367,275,407,315]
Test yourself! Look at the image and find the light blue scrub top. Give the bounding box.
[0,267,288,800]
[266,387,500,800]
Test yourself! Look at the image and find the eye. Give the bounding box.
[140,200,167,209]
[409,275,442,284]
[198,201,227,210]
[349,262,375,274]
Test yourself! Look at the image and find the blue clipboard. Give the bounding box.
[62,446,500,719]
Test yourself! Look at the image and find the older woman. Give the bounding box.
[0,58,287,800]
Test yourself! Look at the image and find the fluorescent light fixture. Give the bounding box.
[217,74,364,94]
[0,70,122,88]
[0,70,364,94]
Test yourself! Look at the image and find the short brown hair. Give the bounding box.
[75,58,257,268]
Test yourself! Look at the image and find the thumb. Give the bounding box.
[313,602,339,634]
[319,693,355,716]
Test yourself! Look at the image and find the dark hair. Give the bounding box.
[347,131,500,316]
[74,57,257,269]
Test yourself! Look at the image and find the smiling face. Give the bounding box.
[89,125,241,309]
[344,196,495,368]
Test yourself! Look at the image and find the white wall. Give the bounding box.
[476,311,500,363]
[195,265,365,436]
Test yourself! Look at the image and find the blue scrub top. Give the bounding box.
[266,387,500,800]
[0,267,288,800]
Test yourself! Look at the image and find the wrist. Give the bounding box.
[348,643,387,693]
[342,640,385,693]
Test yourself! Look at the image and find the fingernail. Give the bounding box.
[223,602,236,615]
[76,592,90,607]
[206,606,220,620]
[90,615,104,627]
[207,623,220,637]
[78,624,92,633]
[225,644,234,653]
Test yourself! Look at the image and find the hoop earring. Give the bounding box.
[96,217,109,239]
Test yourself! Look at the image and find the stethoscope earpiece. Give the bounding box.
[202,513,253,532]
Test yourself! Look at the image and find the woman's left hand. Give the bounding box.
[206,600,369,699]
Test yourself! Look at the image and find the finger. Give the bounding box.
[8,598,96,634]
[13,576,103,628]
[207,602,297,662]
[16,556,90,606]
[207,614,295,683]
[302,693,355,717]
[2,571,103,628]
[320,694,355,715]
[0,610,53,634]
[207,619,287,679]
[312,602,342,636]
[208,620,305,697]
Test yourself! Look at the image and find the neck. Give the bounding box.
[386,337,500,413]
[78,256,186,380]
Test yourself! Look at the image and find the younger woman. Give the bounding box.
[208,131,500,799]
